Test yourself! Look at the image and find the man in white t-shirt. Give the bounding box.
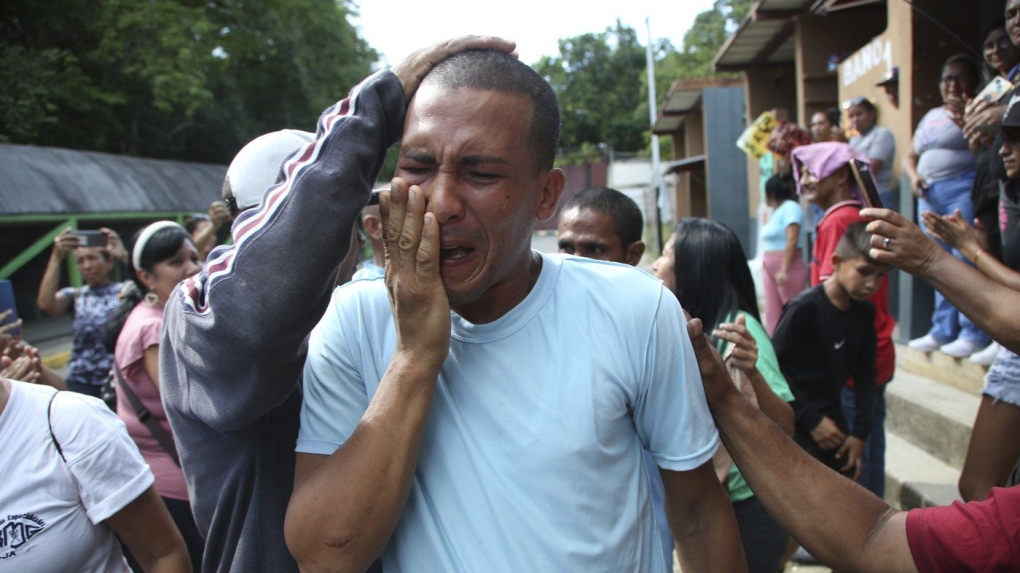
[286,49,744,573]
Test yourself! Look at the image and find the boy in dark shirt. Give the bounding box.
[773,221,887,479]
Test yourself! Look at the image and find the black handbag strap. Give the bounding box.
[113,364,180,467]
[47,391,66,462]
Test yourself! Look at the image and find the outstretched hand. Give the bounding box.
[393,36,516,103]
[921,209,981,256]
[100,227,128,264]
[380,177,451,372]
[861,208,941,278]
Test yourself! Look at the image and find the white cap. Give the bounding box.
[223,129,316,211]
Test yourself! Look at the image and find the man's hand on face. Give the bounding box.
[393,35,516,104]
[380,177,451,372]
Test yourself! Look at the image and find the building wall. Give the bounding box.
[744,65,798,215]
[795,8,888,127]
[704,86,752,253]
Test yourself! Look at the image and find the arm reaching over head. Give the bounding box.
[161,35,514,431]
[686,317,918,573]
[862,207,1020,354]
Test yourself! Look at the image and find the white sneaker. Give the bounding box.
[940,339,986,359]
[908,334,942,352]
[970,342,1000,366]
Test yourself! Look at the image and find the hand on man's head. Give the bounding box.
[393,36,516,103]
[861,208,941,278]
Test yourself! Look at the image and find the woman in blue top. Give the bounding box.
[37,227,127,398]
[760,174,807,334]
[652,217,795,573]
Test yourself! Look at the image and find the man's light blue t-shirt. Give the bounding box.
[298,253,720,573]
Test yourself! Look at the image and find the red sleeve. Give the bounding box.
[811,205,863,286]
[905,486,1020,573]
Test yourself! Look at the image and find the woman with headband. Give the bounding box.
[104,221,203,570]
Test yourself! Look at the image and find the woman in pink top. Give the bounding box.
[106,221,202,570]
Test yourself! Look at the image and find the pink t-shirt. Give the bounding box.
[906,486,1020,572]
[115,303,188,500]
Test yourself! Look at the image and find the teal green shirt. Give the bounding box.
[724,311,794,503]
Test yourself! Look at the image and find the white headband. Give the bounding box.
[132,221,186,270]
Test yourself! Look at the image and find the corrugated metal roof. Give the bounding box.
[653,77,744,134]
[713,0,813,71]
[0,144,225,216]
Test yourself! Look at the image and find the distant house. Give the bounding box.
[0,143,225,325]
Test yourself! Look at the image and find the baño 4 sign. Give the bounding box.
[841,37,892,89]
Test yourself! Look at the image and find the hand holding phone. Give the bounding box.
[849,159,883,209]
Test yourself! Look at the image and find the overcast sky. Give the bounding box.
[352,1,717,67]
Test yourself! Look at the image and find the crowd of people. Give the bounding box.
[1,18,1019,573]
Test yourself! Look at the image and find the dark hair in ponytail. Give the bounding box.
[103,224,190,352]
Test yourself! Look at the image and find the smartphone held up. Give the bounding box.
[71,230,108,248]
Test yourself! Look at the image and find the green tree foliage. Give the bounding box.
[656,0,754,86]
[534,21,648,155]
[0,0,377,163]
[535,1,753,159]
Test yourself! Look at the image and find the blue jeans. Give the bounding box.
[841,384,886,498]
[918,173,990,346]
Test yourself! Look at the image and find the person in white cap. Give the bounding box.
[159,36,515,573]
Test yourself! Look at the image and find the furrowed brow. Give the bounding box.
[460,155,507,168]
[401,150,435,163]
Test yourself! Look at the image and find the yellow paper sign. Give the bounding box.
[736,111,777,159]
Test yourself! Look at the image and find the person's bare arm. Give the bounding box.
[864,207,1020,354]
[104,485,192,572]
[285,180,452,573]
[688,317,918,572]
[902,151,925,197]
[661,462,747,573]
[37,228,77,316]
[142,346,161,390]
[776,222,800,286]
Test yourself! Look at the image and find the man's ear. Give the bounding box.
[363,214,383,241]
[625,241,645,267]
[536,168,567,222]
